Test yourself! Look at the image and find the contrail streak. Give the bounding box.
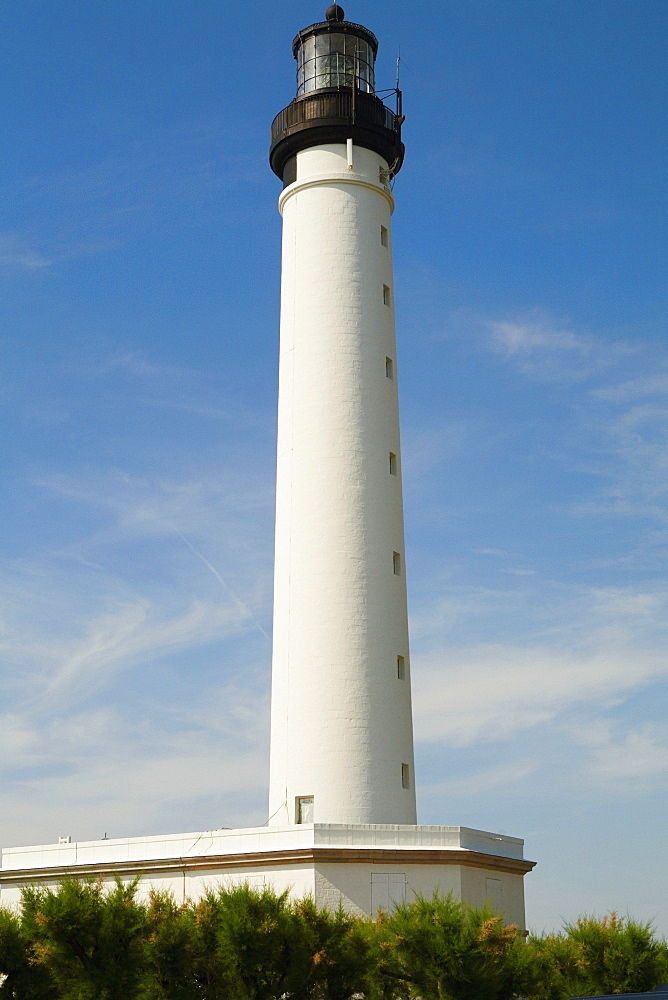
[176,532,270,642]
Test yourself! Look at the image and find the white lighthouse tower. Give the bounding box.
[0,6,535,926]
[268,3,416,829]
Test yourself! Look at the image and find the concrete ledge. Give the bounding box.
[1,823,528,872]
[0,846,535,884]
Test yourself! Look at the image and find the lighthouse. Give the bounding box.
[268,4,416,828]
[0,6,535,925]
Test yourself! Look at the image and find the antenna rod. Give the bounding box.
[396,50,402,119]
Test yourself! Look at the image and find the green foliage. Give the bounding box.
[523,931,586,1000]
[0,906,57,1000]
[564,912,668,996]
[138,891,199,1000]
[187,883,380,999]
[524,913,668,1000]
[20,876,147,1000]
[2,877,668,1000]
[193,882,301,999]
[293,896,377,999]
[374,892,526,1000]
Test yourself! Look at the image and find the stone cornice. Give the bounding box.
[0,847,535,884]
[278,174,394,215]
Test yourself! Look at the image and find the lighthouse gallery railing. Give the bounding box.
[271,89,401,143]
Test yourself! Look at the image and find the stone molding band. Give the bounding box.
[0,847,536,884]
[278,174,395,216]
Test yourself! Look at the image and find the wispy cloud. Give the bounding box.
[45,598,248,699]
[467,310,668,531]
[0,681,270,847]
[176,532,270,641]
[0,232,51,271]
[594,372,668,403]
[0,455,273,847]
[420,759,539,797]
[402,423,470,483]
[484,313,637,384]
[573,721,668,784]
[413,642,665,747]
[567,402,668,524]
[410,578,668,767]
[40,467,273,545]
[490,319,591,356]
[0,453,273,723]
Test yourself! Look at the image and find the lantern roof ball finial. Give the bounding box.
[325,5,345,22]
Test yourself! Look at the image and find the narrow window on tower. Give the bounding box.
[385,357,394,379]
[295,796,314,824]
[401,764,410,789]
[389,452,397,475]
[380,225,389,247]
[397,655,405,679]
[383,284,391,306]
[393,551,401,575]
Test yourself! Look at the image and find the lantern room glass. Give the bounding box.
[296,33,375,95]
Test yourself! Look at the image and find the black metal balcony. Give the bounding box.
[270,88,404,181]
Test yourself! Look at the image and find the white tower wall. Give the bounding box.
[269,142,417,827]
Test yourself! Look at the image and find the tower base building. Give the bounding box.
[0,824,533,928]
[1,7,535,923]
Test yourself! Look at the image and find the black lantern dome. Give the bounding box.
[270,7,404,181]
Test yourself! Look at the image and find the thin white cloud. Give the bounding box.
[410,579,668,752]
[177,532,270,640]
[473,311,668,530]
[593,372,668,403]
[401,423,470,484]
[44,597,248,699]
[485,316,600,382]
[573,721,668,783]
[413,642,666,747]
[40,468,273,540]
[420,759,539,797]
[0,683,270,847]
[567,403,668,524]
[480,311,639,384]
[0,232,51,270]
[0,458,273,730]
[0,714,39,760]
[473,547,512,558]
[490,319,590,356]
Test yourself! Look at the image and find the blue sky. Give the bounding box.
[2,0,667,936]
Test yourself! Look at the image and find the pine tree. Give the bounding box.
[138,890,199,1000]
[19,877,147,1000]
[0,906,57,1000]
[563,912,668,996]
[375,892,526,1000]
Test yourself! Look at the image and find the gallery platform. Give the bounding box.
[0,823,535,928]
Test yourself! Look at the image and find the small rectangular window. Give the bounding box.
[383,284,391,306]
[296,796,314,824]
[385,357,394,379]
[380,225,389,247]
[397,655,405,679]
[401,764,410,789]
[389,452,397,475]
[393,551,401,575]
